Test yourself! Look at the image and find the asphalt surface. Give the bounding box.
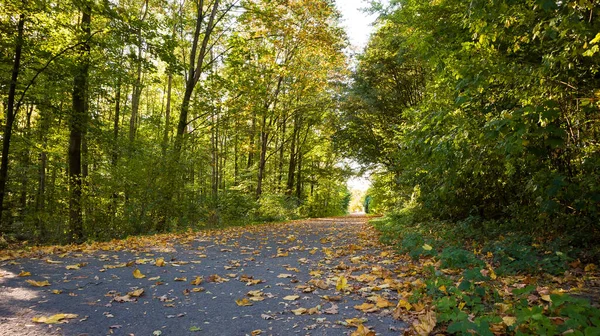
[0,216,408,336]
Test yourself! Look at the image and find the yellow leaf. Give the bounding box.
[591,33,600,44]
[503,316,517,326]
[132,269,145,279]
[235,298,253,306]
[128,289,144,297]
[291,308,307,315]
[65,265,80,270]
[190,276,203,286]
[18,271,31,277]
[584,264,596,272]
[336,275,349,291]
[397,299,412,311]
[422,244,433,251]
[345,317,368,327]
[438,285,447,292]
[32,313,78,324]
[375,297,394,308]
[351,324,375,336]
[283,295,300,301]
[174,277,187,282]
[458,302,466,310]
[413,310,436,336]
[26,279,50,287]
[51,290,63,294]
[155,257,165,267]
[45,259,63,264]
[541,294,552,302]
[354,302,377,312]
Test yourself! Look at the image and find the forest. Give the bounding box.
[1,0,600,335]
[0,0,352,244]
[339,0,600,254]
[0,0,598,249]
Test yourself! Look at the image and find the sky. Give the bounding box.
[334,0,379,50]
[334,0,378,192]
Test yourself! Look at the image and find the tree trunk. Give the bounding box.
[247,112,256,169]
[295,149,303,200]
[129,0,148,144]
[175,0,220,155]
[113,75,121,165]
[19,104,33,210]
[0,13,25,229]
[278,112,286,190]
[68,5,91,243]
[256,114,269,199]
[162,73,172,157]
[286,115,300,195]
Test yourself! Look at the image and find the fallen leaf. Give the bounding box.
[308,279,328,290]
[133,269,145,279]
[190,276,203,285]
[354,302,377,313]
[26,279,50,287]
[345,318,368,327]
[32,314,78,324]
[323,295,342,302]
[336,275,349,291]
[156,258,165,267]
[374,296,394,308]
[128,289,144,297]
[324,304,338,314]
[114,295,136,302]
[413,310,436,336]
[422,244,433,251]
[236,298,253,306]
[503,316,517,326]
[18,271,31,277]
[45,259,63,264]
[351,324,375,336]
[283,295,300,301]
[292,307,307,315]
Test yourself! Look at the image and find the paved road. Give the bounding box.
[0,216,408,336]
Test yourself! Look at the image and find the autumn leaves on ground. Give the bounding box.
[0,216,410,336]
[1,216,600,335]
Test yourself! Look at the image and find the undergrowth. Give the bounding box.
[373,208,600,335]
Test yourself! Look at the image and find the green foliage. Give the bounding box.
[439,247,485,270]
[338,0,600,246]
[0,0,349,244]
[484,237,570,276]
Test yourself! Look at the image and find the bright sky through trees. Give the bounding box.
[334,0,378,49]
[335,0,376,191]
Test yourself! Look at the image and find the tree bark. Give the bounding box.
[286,114,300,195]
[0,13,25,229]
[129,0,148,144]
[175,0,220,154]
[162,73,172,157]
[68,5,91,243]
